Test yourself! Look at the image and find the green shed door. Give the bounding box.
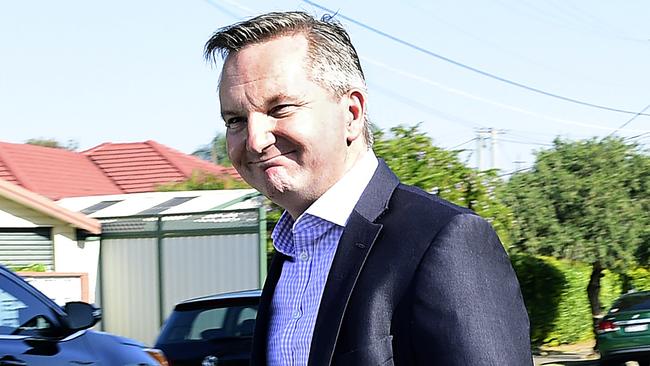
[0,228,53,270]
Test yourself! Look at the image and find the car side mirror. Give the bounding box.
[63,302,101,330]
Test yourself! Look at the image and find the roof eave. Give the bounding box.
[0,179,101,234]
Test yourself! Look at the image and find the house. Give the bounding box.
[0,140,255,310]
[0,179,101,300]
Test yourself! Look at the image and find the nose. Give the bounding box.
[246,113,276,154]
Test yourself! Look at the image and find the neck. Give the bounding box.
[285,144,369,219]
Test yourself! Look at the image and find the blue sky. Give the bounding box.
[1,0,649,174]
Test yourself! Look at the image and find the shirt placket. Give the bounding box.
[287,224,314,366]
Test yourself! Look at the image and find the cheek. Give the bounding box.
[226,135,243,162]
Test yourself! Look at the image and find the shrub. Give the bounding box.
[8,263,47,272]
[512,255,596,345]
[626,268,650,292]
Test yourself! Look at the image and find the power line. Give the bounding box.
[449,138,478,150]
[403,2,623,88]
[301,0,650,117]
[362,57,650,134]
[624,132,650,142]
[499,166,534,177]
[202,0,242,19]
[500,138,554,147]
[367,81,483,130]
[607,103,650,138]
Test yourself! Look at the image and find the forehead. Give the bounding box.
[219,34,310,87]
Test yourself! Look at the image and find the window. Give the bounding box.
[0,289,25,333]
[0,273,59,336]
[188,308,227,340]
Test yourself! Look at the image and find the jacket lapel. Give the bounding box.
[250,252,287,365]
[308,160,399,366]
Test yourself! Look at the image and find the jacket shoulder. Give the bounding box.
[393,183,475,219]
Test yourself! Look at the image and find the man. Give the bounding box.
[205,11,532,366]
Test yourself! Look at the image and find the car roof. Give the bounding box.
[179,289,262,305]
[618,290,650,299]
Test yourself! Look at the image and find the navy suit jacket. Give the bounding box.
[251,161,532,365]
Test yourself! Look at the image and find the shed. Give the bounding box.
[57,189,266,345]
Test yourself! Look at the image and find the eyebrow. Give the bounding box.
[220,93,304,120]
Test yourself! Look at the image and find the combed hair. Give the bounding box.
[204,11,373,146]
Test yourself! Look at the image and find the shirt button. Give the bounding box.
[299,251,309,261]
[292,310,301,319]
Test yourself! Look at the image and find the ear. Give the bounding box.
[344,89,367,145]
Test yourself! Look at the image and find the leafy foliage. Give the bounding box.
[599,269,623,311]
[192,133,231,166]
[511,254,625,346]
[8,263,47,272]
[625,268,650,292]
[503,137,649,268]
[503,137,649,320]
[373,124,513,246]
[26,138,78,151]
[156,171,249,191]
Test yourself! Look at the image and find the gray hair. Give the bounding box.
[204,11,373,147]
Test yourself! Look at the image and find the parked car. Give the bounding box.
[0,264,168,366]
[597,290,650,365]
[155,289,261,366]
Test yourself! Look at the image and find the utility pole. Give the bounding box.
[475,128,505,170]
[476,133,484,170]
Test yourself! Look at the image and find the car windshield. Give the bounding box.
[158,304,257,344]
[610,294,650,313]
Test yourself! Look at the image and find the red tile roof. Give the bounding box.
[0,141,240,199]
[0,142,123,200]
[83,141,240,193]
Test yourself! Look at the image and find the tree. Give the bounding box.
[502,137,650,324]
[192,133,231,166]
[156,171,249,191]
[26,138,78,151]
[373,124,513,245]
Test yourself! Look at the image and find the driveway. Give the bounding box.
[533,342,599,366]
[534,354,599,366]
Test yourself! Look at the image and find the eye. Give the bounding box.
[225,117,247,130]
[269,104,297,118]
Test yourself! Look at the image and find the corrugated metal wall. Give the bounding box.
[0,228,53,269]
[99,232,260,345]
[100,238,161,344]
[161,234,259,316]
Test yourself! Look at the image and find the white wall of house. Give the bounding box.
[0,197,100,303]
[52,227,100,304]
[0,197,47,227]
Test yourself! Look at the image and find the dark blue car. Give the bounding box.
[0,264,167,365]
[155,289,260,366]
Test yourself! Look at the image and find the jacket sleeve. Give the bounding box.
[410,213,532,365]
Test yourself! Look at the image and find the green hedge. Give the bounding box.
[626,268,650,291]
[510,254,640,346]
[600,269,623,311]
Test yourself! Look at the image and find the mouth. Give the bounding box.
[249,151,296,166]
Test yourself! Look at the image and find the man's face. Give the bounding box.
[219,34,354,216]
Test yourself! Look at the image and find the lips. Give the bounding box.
[249,151,296,168]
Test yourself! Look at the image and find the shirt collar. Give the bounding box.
[271,150,378,255]
[303,150,378,227]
